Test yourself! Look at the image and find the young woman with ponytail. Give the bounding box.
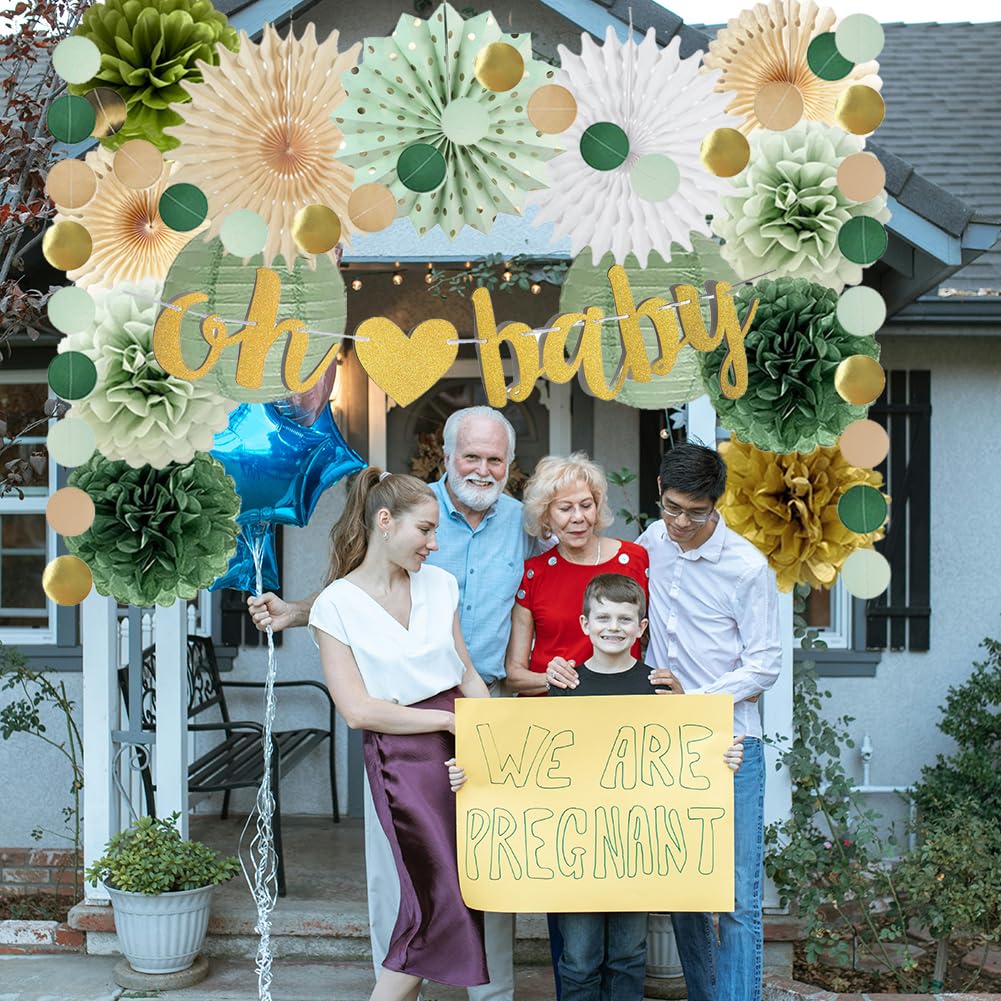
[308,467,490,1000]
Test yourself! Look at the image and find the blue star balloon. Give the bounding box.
[210,400,365,592]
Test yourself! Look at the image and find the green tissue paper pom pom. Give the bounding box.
[701,277,880,454]
[68,0,240,151]
[66,452,240,606]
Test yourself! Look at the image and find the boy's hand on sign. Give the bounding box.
[724,735,745,772]
[648,667,684,694]
[546,657,578,690]
[446,758,466,792]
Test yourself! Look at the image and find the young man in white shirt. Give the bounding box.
[547,443,781,1001]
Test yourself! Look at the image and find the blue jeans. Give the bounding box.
[672,736,765,1001]
[557,912,648,1001]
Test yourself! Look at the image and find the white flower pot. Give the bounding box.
[106,883,215,974]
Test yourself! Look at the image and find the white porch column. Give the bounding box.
[545,381,572,455]
[762,592,794,909]
[154,602,189,837]
[81,591,118,904]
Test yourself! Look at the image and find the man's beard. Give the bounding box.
[446,458,508,512]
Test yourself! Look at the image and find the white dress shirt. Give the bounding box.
[636,515,782,738]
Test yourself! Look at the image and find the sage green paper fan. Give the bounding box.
[337,3,560,239]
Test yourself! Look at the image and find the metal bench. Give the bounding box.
[117,634,338,896]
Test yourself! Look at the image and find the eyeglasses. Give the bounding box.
[658,500,715,525]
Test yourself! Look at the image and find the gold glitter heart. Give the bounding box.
[354,317,459,406]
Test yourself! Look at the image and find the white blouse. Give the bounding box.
[309,563,466,706]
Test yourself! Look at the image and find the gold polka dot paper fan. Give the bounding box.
[704,0,882,135]
[164,23,360,267]
[56,147,203,291]
[336,3,561,240]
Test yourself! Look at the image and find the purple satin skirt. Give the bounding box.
[363,686,488,987]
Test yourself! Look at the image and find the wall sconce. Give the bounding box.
[330,352,347,425]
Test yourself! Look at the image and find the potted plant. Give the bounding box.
[85,813,240,975]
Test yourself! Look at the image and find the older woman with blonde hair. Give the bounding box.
[504,452,649,696]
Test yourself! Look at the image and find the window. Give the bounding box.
[803,581,853,650]
[0,373,57,642]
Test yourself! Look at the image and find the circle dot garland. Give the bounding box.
[835,355,885,405]
[113,140,164,189]
[45,159,97,209]
[291,204,342,256]
[806,32,853,82]
[84,88,128,140]
[700,128,750,177]
[47,286,96,334]
[837,152,886,202]
[440,99,490,147]
[220,209,269,258]
[46,487,96,537]
[754,81,803,131]
[835,14,885,63]
[348,183,398,233]
[840,548,891,599]
[48,352,98,400]
[52,37,102,85]
[836,286,886,336]
[579,122,630,171]
[473,42,525,92]
[839,216,888,265]
[835,85,885,135]
[47,95,96,144]
[839,419,889,468]
[397,144,447,193]
[837,483,888,534]
[47,418,97,468]
[42,555,92,606]
[630,154,680,202]
[158,183,209,232]
[42,221,92,271]
[527,84,578,134]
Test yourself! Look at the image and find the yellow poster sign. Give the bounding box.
[454,694,734,913]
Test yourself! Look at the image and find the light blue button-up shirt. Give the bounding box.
[427,477,536,684]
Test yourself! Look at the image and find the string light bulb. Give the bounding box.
[424,269,434,284]
[530,282,542,294]
[502,269,513,282]
[392,271,404,286]
[351,278,363,291]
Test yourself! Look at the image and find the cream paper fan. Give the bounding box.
[56,148,202,290]
[336,4,559,239]
[527,28,738,267]
[164,23,359,266]
[704,0,882,134]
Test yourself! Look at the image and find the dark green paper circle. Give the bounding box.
[580,122,630,171]
[47,95,97,144]
[48,352,97,401]
[397,143,447,193]
[839,216,888,265]
[807,33,854,81]
[158,183,209,232]
[837,484,887,534]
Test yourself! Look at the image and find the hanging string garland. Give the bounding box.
[336,3,560,239]
[526,29,736,267]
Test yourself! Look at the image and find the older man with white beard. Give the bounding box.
[247,405,538,1001]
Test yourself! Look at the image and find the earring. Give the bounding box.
[382,531,389,541]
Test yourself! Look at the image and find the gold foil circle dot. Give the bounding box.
[700,128,751,177]
[45,486,96,536]
[474,42,525,92]
[837,152,886,202]
[835,85,885,135]
[42,220,92,271]
[754,81,804,131]
[834,355,885,405]
[348,183,397,233]
[527,84,578,134]
[84,87,128,139]
[42,555,93,606]
[113,140,164,189]
[292,204,342,255]
[839,419,889,469]
[45,159,97,209]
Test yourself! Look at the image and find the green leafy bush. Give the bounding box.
[912,637,1001,825]
[86,814,240,895]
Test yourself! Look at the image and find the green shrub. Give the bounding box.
[912,638,1001,825]
[85,814,240,895]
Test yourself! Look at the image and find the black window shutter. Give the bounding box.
[865,371,931,651]
[218,527,285,648]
